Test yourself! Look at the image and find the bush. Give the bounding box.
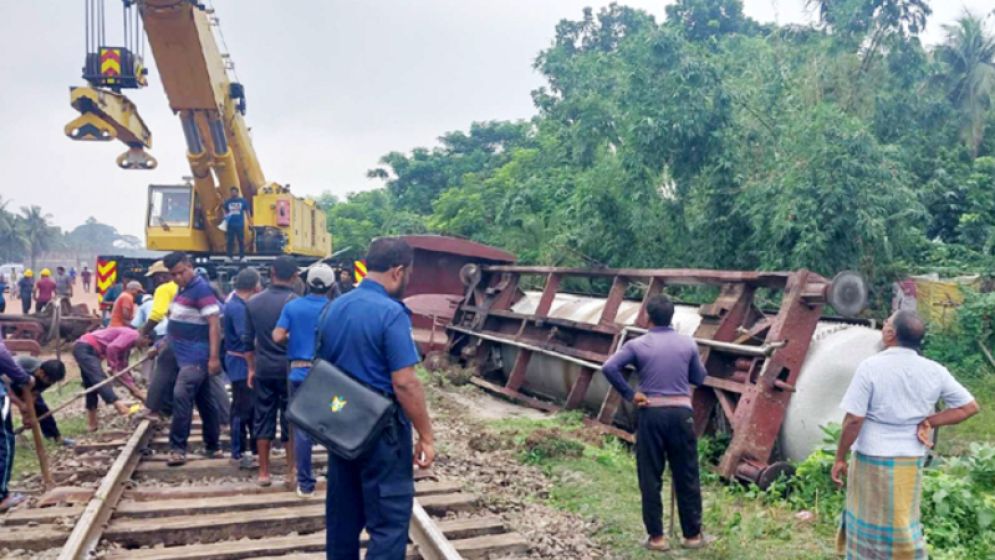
[925,289,995,379]
[521,428,585,464]
[921,445,995,560]
[763,423,995,560]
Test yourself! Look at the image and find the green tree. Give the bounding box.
[324,190,427,259]
[738,105,924,275]
[936,13,995,158]
[19,206,59,271]
[664,0,751,41]
[0,197,25,263]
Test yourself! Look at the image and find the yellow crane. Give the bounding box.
[65,0,331,260]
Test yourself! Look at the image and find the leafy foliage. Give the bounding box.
[925,288,995,378]
[323,4,995,315]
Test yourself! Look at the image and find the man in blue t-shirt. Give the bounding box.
[223,186,252,261]
[273,264,337,498]
[317,238,435,558]
[224,268,261,469]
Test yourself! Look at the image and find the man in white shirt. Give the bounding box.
[832,310,979,559]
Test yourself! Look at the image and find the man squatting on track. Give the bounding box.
[9,356,73,447]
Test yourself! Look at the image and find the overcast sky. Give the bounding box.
[0,1,991,237]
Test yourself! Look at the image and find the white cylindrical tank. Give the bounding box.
[502,292,882,462]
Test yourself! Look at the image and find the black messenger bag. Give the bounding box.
[286,303,397,460]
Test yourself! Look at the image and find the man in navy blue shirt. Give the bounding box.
[224,268,260,469]
[317,238,435,559]
[602,295,711,551]
[273,263,337,498]
[223,186,252,261]
[0,340,33,511]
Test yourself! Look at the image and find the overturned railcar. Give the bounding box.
[445,265,879,488]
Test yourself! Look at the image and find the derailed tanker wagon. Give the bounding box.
[445,264,879,488]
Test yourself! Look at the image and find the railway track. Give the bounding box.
[1,418,528,559]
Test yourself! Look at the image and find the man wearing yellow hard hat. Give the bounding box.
[33,269,56,313]
[16,270,34,315]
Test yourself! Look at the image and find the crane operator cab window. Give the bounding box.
[148,185,197,229]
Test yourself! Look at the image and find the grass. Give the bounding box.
[487,414,838,560]
[936,374,994,455]
[10,378,89,482]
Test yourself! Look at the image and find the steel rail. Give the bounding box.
[57,419,155,560]
[409,499,463,560]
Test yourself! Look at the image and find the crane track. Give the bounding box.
[1,420,528,559]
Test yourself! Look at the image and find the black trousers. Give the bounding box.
[226,227,245,260]
[0,396,15,502]
[32,395,60,440]
[147,342,178,416]
[72,342,120,411]
[230,380,256,458]
[169,364,221,453]
[636,406,703,539]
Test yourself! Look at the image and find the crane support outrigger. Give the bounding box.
[66,0,331,263]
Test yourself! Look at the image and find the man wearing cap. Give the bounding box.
[33,269,56,313]
[16,270,34,315]
[273,263,337,498]
[110,281,145,328]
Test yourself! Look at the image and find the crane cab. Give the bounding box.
[145,183,210,253]
[145,182,331,259]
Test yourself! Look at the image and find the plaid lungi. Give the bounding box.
[837,453,927,560]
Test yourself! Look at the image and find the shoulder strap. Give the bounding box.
[312,300,335,357]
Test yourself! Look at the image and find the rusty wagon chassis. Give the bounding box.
[446,265,851,488]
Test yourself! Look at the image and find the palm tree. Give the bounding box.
[19,206,57,271]
[0,197,25,263]
[935,12,995,158]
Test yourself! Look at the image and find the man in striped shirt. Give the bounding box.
[163,252,223,467]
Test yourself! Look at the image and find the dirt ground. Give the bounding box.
[2,275,101,316]
[424,381,607,559]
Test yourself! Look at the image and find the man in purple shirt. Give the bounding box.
[602,295,711,551]
[0,339,33,511]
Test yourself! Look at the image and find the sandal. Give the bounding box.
[644,537,670,552]
[257,475,272,487]
[0,492,27,512]
[166,451,186,467]
[682,534,718,549]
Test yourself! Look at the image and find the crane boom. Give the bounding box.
[138,0,329,258]
[66,0,330,259]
